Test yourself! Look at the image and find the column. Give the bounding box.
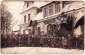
[60,1,63,11]
[53,4,55,14]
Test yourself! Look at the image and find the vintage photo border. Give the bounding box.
[0,0,85,55]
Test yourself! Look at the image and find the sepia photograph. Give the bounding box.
[1,0,84,54]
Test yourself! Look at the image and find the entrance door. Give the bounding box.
[47,24,53,35]
[38,27,41,35]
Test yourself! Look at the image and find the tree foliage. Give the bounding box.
[1,3,12,35]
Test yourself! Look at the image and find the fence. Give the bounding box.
[1,34,29,47]
[1,34,84,50]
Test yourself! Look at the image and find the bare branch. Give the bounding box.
[1,3,13,35]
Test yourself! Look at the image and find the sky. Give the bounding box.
[1,1,24,31]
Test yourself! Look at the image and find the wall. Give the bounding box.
[39,1,84,36]
[21,7,38,24]
[23,2,34,12]
[37,21,51,34]
[20,7,38,34]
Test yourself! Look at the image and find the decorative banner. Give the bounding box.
[44,18,55,24]
[56,16,67,24]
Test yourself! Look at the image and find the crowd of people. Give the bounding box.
[1,33,84,50]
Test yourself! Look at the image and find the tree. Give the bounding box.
[1,3,12,35]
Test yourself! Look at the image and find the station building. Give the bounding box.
[19,1,84,38]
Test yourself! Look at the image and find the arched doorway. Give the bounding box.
[47,24,53,35]
[75,16,84,35]
[38,27,41,35]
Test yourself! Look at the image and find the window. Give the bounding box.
[27,3,29,7]
[28,14,30,21]
[38,27,41,35]
[44,7,48,18]
[47,24,53,35]
[24,15,26,23]
[23,30,25,34]
[47,24,52,32]
[29,29,31,35]
[55,2,60,13]
[49,5,53,15]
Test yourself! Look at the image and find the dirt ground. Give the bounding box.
[1,47,84,54]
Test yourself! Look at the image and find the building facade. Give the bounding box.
[19,1,84,38]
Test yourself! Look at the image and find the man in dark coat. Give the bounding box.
[67,34,72,49]
[72,36,76,49]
